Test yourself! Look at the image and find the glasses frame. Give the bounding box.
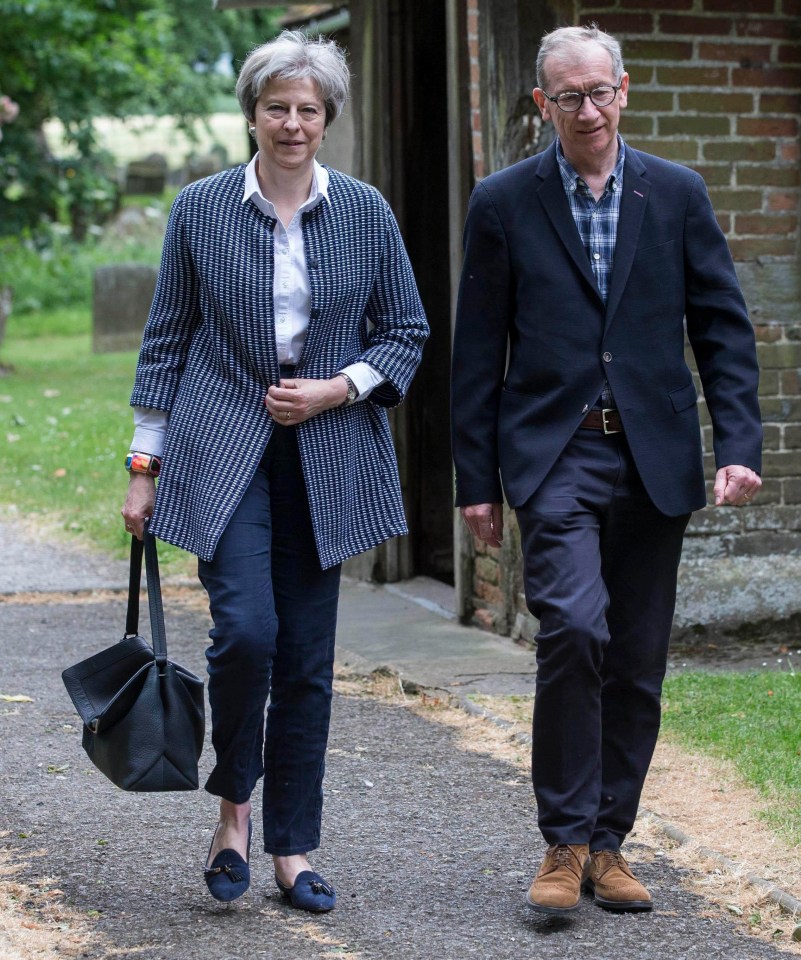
[541,83,622,113]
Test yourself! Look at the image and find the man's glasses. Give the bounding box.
[541,84,621,113]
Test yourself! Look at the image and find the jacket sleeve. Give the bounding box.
[683,173,762,473]
[359,201,429,407]
[130,192,201,412]
[450,182,512,506]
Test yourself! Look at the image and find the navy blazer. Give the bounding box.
[451,142,762,517]
[131,165,428,566]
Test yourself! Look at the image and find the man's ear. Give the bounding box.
[532,88,550,121]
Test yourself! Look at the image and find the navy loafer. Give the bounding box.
[204,819,252,903]
[275,870,336,912]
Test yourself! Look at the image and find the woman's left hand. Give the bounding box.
[265,376,349,426]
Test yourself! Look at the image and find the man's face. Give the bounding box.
[533,43,628,174]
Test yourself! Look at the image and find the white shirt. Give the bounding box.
[131,156,385,456]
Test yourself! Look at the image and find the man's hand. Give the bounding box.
[265,377,349,426]
[714,465,761,506]
[461,502,504,548]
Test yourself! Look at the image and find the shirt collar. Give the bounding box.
[242,156,331,214]
[555,135,626,195]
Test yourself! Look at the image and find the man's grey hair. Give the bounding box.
[236,29,350,127]
[536,23,625,90]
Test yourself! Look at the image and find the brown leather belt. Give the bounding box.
[580,408,623,434]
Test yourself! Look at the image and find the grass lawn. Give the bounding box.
[0,332,191,576]
[0,198,194,576]
[661,670,801,845]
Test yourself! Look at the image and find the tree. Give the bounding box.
[0,0,282,237]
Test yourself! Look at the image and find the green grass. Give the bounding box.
[661,670,801,845]
[0,207,194,576]
[0,333,192,575]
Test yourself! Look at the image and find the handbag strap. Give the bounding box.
[124,526,168,668]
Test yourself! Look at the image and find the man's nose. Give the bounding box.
[577,94,601,118]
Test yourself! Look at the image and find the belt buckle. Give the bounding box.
[601,408,621,435]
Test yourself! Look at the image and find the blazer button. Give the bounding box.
[603,351,613,362]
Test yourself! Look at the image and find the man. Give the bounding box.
[451,24,762,916]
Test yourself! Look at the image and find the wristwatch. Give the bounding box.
[337,372,359,406]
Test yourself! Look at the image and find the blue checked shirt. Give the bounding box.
[557,136,626,409]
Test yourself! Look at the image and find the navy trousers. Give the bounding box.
[198,425,342,856]
[515,428,690,851]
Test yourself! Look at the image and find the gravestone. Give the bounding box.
[92,263,158,353]
[125,153,168,195]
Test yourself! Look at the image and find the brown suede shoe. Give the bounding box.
[583,850,653,912]
[526,844,589,915]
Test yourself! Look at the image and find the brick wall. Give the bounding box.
[464,0,801,635]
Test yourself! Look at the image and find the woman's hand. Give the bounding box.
[265,376,349,426]
[121,473,156,540]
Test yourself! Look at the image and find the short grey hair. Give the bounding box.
[536,23,625,90]
[236,29,350,128]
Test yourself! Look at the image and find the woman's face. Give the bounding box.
[252,76,326,175]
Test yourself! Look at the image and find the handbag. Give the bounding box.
[62,526,205,791]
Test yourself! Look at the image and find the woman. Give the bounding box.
[121,30,428,911]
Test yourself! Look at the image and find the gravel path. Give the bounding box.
[1,597,795,960]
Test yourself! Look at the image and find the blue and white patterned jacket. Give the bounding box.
[130,164,428,567]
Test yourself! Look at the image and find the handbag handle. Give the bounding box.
[124,525,168,669]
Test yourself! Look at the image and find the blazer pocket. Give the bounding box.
[669,381,698,413]
[633,239,676,263]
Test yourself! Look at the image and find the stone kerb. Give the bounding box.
[92,263,157,354]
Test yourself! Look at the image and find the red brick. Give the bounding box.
[679,92,756,112]
[735,18,801,40]
[627,91,676,111]
[729,236,797,257]
[735,213,797,234]
[708,188,763,210]
[783,0,801,14]
[738,117,799,136]
[579,12,654,33]
[620,115,655,135]
[716,212,732,232]
[582,0,617,7]
[690,164,734,185]
[661,14,734,34]
[738,165,800,186]
[733,66,801,87]
[782,142,800,161]
[475,579,504,605]
[626,138,701,161]
[626,65,655,87]
[657,66,731,85]
[621,0,691,7]
[755,324,784,343]
[761,92,801,111]
[625,39,694,60]
[471,109,482,132]
[768,191,800,212]
[781,369,801,395]
[660,115,731,136]
[703,0,775,10]
[698,41,773,63]
[704,140,777,161]
[778,43,801,64]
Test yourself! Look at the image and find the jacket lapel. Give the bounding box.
[535,146,602,304]
[604,149,650,330]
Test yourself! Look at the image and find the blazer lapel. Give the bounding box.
[536,148,602,303]
[605,150,650,330]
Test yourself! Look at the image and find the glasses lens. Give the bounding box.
[556,92,583,112]
[590,85,617,107]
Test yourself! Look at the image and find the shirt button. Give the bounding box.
[603,352,613,362]
[593,252,601,260]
